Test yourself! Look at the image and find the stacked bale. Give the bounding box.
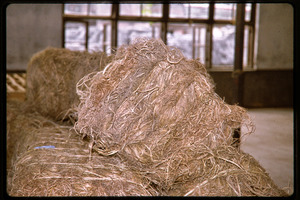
[26,47,113,122]
[168,145,286,196]
[74,38,285,196]
[7,39,287,196]
[7,100,156,196]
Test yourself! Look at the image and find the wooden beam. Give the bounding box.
[233,3,245,105]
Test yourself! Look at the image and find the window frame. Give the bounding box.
[62,3,257,70]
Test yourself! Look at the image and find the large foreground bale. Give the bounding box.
[26,48,113,122]
[8,38,287,196]
[73,38,285,196]
[7,100,286,196]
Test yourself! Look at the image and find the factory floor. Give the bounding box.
[241,108,294,195]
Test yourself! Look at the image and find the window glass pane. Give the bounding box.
[243,25,253,68]
[65,22,86,51]
[190,4,209,19]
[193,25,207,63]
[243,26,249,67]
[88,20,111,54]
[167,23,192,59]
[64,4,88,15]
[212,25,235,66]
[118,21,161,46]
[142,4,162,17]
[245,3,252,21]
[170,4,189,18]
[167,24,207,60]
[214,3,236,20]
[65,43,86,51]
[89,4,112,16]
[120,4,141,16]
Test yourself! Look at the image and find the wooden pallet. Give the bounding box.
[6,73,26,93]
[7,73,26,101]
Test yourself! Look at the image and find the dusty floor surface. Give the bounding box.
[241,108,294,195]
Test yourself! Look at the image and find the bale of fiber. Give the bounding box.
[26,47,113,122]
[168,145,287,196]
[75,38,253,152]
[7,101,156,196]
[72,38,286,196]
[10,38,286,196]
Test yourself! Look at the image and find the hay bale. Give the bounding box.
[7,100,156,196]
[75,38,253,152]
[26,47,113,122]
[9,38,286,196]
[168,145,287,196]
[74,38,286,196]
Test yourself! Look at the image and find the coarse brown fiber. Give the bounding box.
[74,38,286,196]
[7,101,286,196]
[7,38,287,196]
[7,100,156,196]
[26,47,113,122]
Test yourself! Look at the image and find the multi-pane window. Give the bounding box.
[119,4,162,17]
[169,4,209,19]
[63,4,112,54]
[118,21,161,48]
[63,3,257,69]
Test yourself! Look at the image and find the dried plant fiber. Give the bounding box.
[74,38,286,196]
[26,47,113,122]
[167,144,287,196]
[7,100,156,196]
[7,38,287,196]
[7,99,286,196]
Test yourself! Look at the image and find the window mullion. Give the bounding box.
[85,21,89,50]
[103,24,107,53]
[233,3,245,106]
[234,3,245,71]
[111,3,119,49]
[206,3,214,68]
[161,4,169,44]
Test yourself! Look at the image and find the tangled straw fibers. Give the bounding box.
[7,100,156,196]
[168,144,286,196]
[26,47,113,122]
[74,38,286,196]
[7,38,286,196]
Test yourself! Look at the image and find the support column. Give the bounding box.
[232,4,245,148]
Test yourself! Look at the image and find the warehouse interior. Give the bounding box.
[6,3,294,196]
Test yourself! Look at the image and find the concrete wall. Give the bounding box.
[6,4,62,71]
[256,4,293,69]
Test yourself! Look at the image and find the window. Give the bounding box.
[63,3,257,69]
[212,25,236,66]
[120,4,162,17]
[214,3,236,20]
[118,21,161,47]
[170,4,209,19]
[63,4,112,54]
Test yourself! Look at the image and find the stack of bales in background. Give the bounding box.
[26,47,113,122]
